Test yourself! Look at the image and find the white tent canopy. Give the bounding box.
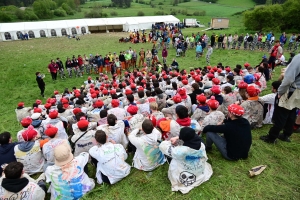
[0,15,180,41]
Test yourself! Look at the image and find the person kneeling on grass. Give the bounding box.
[203,104,252,161]
[128,119,166,171]
[159,127,213,194]
[0,162,46,200]
[89,130,131,185]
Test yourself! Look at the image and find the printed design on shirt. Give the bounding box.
[179,171,196,187]
[143,143,165,165]
[0,182,37,200]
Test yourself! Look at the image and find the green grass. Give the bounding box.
[51,0,254,23]
[0,31,300,199]
[217,0,256,8]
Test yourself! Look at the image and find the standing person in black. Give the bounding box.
[217,34,223,49]
[56,57,66,79]
[36,71,45,97]
[211,33,215,48]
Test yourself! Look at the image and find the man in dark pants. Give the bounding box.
[48,59,58,81]
[36,72,45,97]
[260,54,300,143]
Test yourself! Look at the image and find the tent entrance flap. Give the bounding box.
[89,26,107,33]
[106,25,123,32]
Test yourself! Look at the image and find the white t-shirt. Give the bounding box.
[89,142,130,184]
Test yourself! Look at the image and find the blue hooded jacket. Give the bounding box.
[0,143,19,174]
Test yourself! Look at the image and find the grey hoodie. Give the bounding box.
[278,54,300,96]
[18,141,35,152]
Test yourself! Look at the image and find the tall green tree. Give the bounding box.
[33,0,56,19]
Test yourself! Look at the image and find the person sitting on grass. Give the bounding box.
[0,162,46,200]
[191,94,209,124]
[89,130,131,185]
[217,86,238,115]
[210,85,223,105]
[98,109,108,125]
[203,104,252,160]
[239,85,264,129]
[97,114,128,149]
[42,124,68,168]
[128,119,166,171]
[17,117,33,142]
[159,127,213,194]
[45,143,95,200]
[200,96,225,131]
[0,132,19,175]
[14,126,45,175]
[15,102,32,123]
[71,117,96,157]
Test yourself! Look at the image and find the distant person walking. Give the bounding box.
[36,72,45,97]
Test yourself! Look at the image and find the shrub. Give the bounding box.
[155,11,165,15]
[170,10,176,15]
[67,10,75,15]
[62,3,73,14]
[158,2,163,5]
[24,9,39,20]
[110,11,118,16]
[181,10,188,15]
[0,5,19,12]
[137,11,145,16]
[54,8,67,17]
[0,12,12,22]
[15,9,25,20]
[193,10,206,16]
[84,9,107,18]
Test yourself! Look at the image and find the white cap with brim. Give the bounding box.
[31,113,41,120]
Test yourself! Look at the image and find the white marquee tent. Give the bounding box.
[0,15,180,41]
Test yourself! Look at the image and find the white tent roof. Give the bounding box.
[1,22,25,32]
[85,18,106,26]
[125,17,139,25]
[46,20,68,29]
[0,15,180,33]
[65,19,87,27]
[24,21,47,30]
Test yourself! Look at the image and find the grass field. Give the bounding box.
[51,0,256,28]
[1,31,300,199]
[1,0,299,199]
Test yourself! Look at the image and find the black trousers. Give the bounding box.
[51,72,57,80]
[268,56,276,70]
[39,86,45,97]
[268,94,297,140]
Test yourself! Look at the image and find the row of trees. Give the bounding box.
[244,0,300,32]
[0,0,86,6]
[253,0,287,4]
[0,0,86,21]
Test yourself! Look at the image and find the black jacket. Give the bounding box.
[203,117,252,160]
[36,76,45,88]
[189,89,203,105]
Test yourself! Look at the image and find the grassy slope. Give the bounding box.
[1,1,300,199]
[0,32,299,199]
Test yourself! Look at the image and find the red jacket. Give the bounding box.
[48,63,58,73]
[78,57,83,66]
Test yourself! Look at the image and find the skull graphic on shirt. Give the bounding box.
[179,171,196,186]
